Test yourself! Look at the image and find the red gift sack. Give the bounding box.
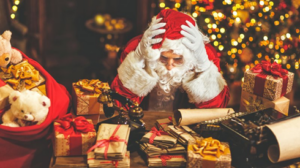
[0,48,71,168]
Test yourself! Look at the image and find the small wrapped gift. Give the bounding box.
[187,137,231,168]
[155,116,173,132]
[72,79,109,115]
[0,60,45,90]
[87,151,130,168]
[88,123,130,160]
[148,155,186,167]
[240,91,290,115]
[53,114,97,156]
[140,143,186,157]
[0,79,14,109]
[140,127,177,149]
[242,61,294,101]
[31,84,47,96]
[168,125,198,146]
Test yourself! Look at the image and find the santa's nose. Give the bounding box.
[166,59,174,70]
[24,115,28,119]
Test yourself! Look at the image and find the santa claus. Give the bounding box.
[111,9,230,111]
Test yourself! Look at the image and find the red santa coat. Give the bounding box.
[111,35,230,109]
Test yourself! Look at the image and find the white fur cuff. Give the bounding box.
[182,62,227,104]
[118,51,159,97]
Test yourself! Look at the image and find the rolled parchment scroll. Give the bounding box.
[173,108,234,126]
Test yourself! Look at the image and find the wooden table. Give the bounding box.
[49,111,173,168]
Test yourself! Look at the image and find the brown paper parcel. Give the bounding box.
[266,116,300,163]
[240,91,289,116]
[173,108,234,126]
[72,83,104,115]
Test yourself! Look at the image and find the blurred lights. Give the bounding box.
[217,34,222,38]
[175,3,181,8]
[219,45,224,51]
[263,36,268,41]
[211,34,217,40]
[286,64,291,69]
[10,14,15,19]
[192,12,198,18]
[205,18,210,23]
[159,3,165,8]
[12,5,18,12]
[214,41,219,46]
[286,33,291,38]
[220,28,225,33]
[15,0,20,5]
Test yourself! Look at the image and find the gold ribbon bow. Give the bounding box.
[74,79,110,94]
[1,60,40,90]
[191,137,230,161]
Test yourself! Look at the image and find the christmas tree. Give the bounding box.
[157,0,300,81]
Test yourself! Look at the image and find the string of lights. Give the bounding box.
[158,0,300,81]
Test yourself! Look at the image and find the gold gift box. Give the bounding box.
[187,137,231,168]
[0,60,45,90]
[240,91,289,116]
[0,82,14,109]
[53,119,96,156]
[242,69,294,101]
[72,79,109,115]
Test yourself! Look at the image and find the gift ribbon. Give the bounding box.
[87,124,128,159]
[149,127,169,144]
[154,155,184,167]
[191,137,230,161]
[2,60,40,89]
[0,79,6,87]
[251,60,289,97]
[74,79,109,94]
[54,113,95,155]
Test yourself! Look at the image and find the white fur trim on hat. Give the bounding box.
[118,51,159,97]
[182,62,227,104]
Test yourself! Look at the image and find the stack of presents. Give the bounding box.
[0,42,299,168]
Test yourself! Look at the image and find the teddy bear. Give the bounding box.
[1,90,51,127]
[0,30,23,68]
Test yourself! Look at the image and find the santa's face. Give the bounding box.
[159,50,183,70]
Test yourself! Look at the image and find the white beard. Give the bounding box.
[153,61,194,98]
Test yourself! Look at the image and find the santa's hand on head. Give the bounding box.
[135,17,166,62]
[181,20,211,72]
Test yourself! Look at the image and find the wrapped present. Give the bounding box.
[87,151,130,168]
[0,60,45,90]
[88,123,130,160]
[187,137,231,168]
[140,143,186,157]
[148,155,186,167]
[168,125,198,145]
[72,79,109,115]
[240,90,289,116]
[53,114,97,156]
[242,61,294,101]
[140,127,177,149]
[30,84,46,96]
[0,79,13,109]
[155,116,173,132]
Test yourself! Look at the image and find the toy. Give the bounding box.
[2,90,51,127]
[0,30,23,68]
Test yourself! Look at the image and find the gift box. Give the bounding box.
[148,155,186,167]
[140,143,186,157]
[88,123,130,160]
[240,90,290,116]
[187,137,231,168]
[242,61,294,101]
[140,127,177,149]
[168,125,198,146]
[31,84,47,96]
[155,117,173,132]
[72,79,109,115]
[53,114,97,156]
[87,151,130,168]
[0,60,45,90]
[0,79,14,109]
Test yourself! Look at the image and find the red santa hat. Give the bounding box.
[146,9,209,63]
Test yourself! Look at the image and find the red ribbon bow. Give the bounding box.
[86,125,128,160]
[251,60,288,78]
[149,127,169,144]
[155,155,184,167]
[54,113,95,138]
